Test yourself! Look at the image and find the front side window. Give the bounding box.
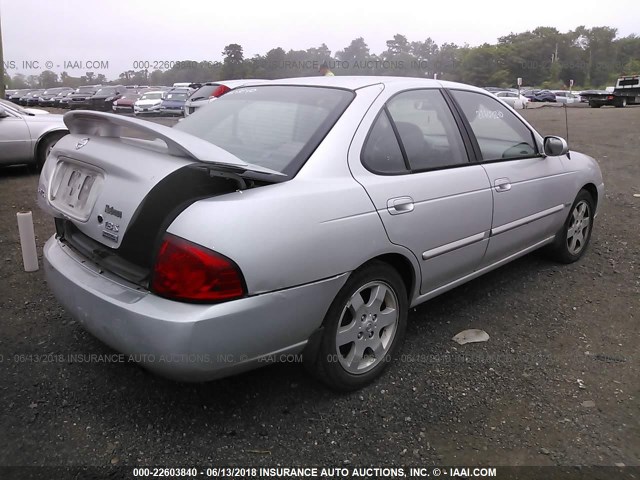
[451,90,537,161]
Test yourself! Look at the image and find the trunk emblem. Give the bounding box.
[105,205,123,218]
[75,138,90,150]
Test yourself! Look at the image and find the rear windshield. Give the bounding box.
[174,85,354,176]
[189,84,221,101]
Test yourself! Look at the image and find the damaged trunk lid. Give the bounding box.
[38,111,284,284]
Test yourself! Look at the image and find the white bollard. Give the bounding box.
[17,211,39,272]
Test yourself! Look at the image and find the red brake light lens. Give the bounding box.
[210,85,231,98]
[151,234,245,302]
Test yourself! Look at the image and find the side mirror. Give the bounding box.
[0,106,8,118]
[543,135,569,156]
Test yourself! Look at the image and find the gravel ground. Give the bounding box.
[0,106,638,473]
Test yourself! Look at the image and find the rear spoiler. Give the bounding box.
[63,110,286,177]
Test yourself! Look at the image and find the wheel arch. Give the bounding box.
[581,183,599,210]
[34,128,69,158]
[355,252,418,303]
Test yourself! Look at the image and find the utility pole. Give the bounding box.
[0,8,5,98]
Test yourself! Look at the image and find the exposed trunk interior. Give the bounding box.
[55,165,246,287]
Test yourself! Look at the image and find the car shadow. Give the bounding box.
[68,248,559,437]
[0,164,37,178]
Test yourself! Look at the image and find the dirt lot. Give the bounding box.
[0,106,638,474]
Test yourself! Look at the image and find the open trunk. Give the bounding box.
[39,111,283,287]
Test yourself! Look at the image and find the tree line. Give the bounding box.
[5,26,640,91]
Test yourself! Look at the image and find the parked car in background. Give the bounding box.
[57,91,75,109]
[8,89,31,104]
[0,99,67,170]
[5,89,17,100]
[112,92,141,113]
[133,90,165,115]
[38,87,74,107]
[159,89,191,116]
[551,91,580,104]
[89,85,128,111]
[493,90,529,109]
[68,85,102,110]
[522,89,556,102]
[21,90,45,106]
[183,79,267,117]
[37,77,603,390]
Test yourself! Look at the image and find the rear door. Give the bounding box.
[348,88,493,294]
[0,109,31,164]
[448,89,571,267]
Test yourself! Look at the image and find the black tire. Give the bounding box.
[36,132,67,171]
[304,261,408,391]
[589,101,601,108]
[614,97,627,108]
[547,189,595,264]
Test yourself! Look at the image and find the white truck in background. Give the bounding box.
[580,75,640,108]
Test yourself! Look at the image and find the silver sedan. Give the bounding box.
[38,77,604,390]
[0,99,68,170]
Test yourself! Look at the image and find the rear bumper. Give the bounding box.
[43,236,347,381]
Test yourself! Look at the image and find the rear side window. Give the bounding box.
[362,110,407,174]
[451,90,537,161]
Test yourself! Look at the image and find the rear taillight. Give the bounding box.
[151,234,245,303]
[210,85,231,98]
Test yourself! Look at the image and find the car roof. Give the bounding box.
[237,76,481,93]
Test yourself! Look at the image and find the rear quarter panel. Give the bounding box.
[167,83,421,295]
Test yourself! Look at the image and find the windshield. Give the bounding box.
[0,98,27,114]
[165,92,188,100]
[76,86,97,94]
[95,88,117,95]
[174,85,354,176]
[140,93,163,100]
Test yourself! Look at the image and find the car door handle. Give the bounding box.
[494,178,511,192]
[387,196,414,215]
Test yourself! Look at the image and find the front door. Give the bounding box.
[449,89,571,267]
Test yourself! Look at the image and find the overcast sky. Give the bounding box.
[2,0,639,79]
